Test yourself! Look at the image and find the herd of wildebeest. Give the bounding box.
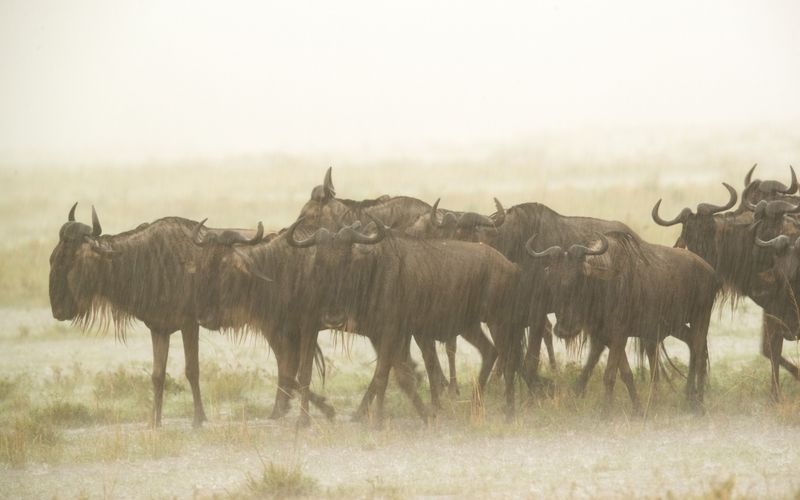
[48,165,800,428]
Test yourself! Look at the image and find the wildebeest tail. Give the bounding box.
[661,342,687,380]
[314,342,326,387]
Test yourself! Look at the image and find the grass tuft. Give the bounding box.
[245,461,319,499]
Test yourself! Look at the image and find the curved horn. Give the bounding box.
[744,163,757,188]
[91,205,102,237]
[696,182,738,215]
[568,233,609,259]
[350,214,387,245]
[755,234,791,253]
[192,218,209,247]
[741,181,759,211]
[323,166,335,198]
[525,234,564,259]
[430,198,444,228]
[68,202,77,222]
[651,200,691,227]
[286,217,318,248]
[780,165,798,194]
[492,198,505,227]
[246,222,264,245]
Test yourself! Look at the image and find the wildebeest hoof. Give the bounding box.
[448,382,460,397]
[689,400,706,415]
[296,413,311,429]
[320,403,336,421]
[268,405,290,420]
[572,383,587,398]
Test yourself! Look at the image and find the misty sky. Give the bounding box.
[1,0,798,165]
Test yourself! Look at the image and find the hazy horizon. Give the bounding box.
[2,0,799,166]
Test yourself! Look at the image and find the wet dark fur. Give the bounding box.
[546,231,721,410]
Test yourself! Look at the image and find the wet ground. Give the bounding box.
[2,304,800,498]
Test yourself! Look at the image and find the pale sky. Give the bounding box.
[1,0,798,165]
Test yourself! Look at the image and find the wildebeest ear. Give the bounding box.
[233,248,273,282]
[582,262,616,280]
[85,236,115,258]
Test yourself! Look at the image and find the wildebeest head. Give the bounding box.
[405,198,502,240]
[287,214,386,320]
[297,167,337,228]
[651,182,738,263]
[751,234,800,340]
[741,164,798,207]
[524,232,612,338]
[190,219,267,330]
[49,203,114,321]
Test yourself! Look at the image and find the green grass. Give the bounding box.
[244,461,319,499]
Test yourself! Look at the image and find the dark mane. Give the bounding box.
[493,202,634,263]
[77,217,204,339]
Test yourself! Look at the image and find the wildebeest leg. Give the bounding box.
[393,335,430,423]
[305,341,336,420]
[762,323,784,402]
[543,319,557,371]
[268,331,295,419]
[445,337,459,395]
[413,335,447,391]
[181,324,207,427]
[778,356,800,379]
[523,317,544,383]
[575,335,605,397]
[489,320,521,420]
[688,310,712,409]
[522,312,552,393]
[352,378,378,422]
[150,330,170,427]
[372,334,403,425]
[351,335,384,421]
[617,347,641,414]
[602,336,625,410]
[295,327,320,428]
[415,334,443,409]
[459,323,497,392]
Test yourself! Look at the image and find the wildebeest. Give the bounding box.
[746,199,800,396]
[526,231,720,410]
[190,221,336,421]
[739,164,798,210]
[653,181,800,399]
[297,168,480,394]
[297,167,431,231]
[416,199,638,390]
[283,217,527,423]
[405,198,560,376]
[49,205,244,427]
